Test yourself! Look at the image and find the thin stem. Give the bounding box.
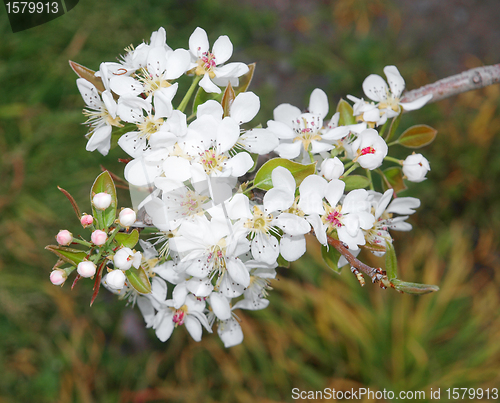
[177,75,202,113]
[366,169,374,191]
[384,156,403,165]
[308,149,315,164]
[327,236,392,289]
[72,238,92,247]
[341,162,359,177]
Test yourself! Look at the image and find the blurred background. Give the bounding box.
[1,0,500,402]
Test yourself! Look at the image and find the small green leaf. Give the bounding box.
[321,245,342,274]
[336,99,356,126]
[341,175,370,191]
[277,254,290,268]
[69,60,105,92]
[381,167,407,194]
[192,86,222,115]
[391,279,439,295]
[384,111,403,143]
[91,171,117,230]
[45,245,88,266]
[125,267,152,294]
[114,229,139,249]
[234,63,256,95]
[254,158,316,191]
[384,242,398,280]
[397,124,437,148]
[222,82,236,118]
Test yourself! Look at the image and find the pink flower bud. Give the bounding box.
[118,208,136,227]
[92,192,112,210]
[91,230,108,246]
[105,270,126,290]
[80,214,94,228]
[77,261,97,278]
[50,269,67,286]
[56,230,73,246]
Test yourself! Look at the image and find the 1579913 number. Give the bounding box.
[446,388,498,400]
[5,2,59,13]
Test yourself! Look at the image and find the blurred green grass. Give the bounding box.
[1,0,500,402]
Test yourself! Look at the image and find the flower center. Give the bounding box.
[245,206,273,235]
[199,148,227,174]
[179,190,209,216]
[292,114,323,151]
[322,204,343,230]
[137,68,172,95]
[378,91,400,112]
[137,115,164,139]
[195,51,217,78]
[360,146,376,156]
[172,308,186,326]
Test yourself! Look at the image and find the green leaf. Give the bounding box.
[234,63,256,95]
[91,171,117,230]
[114,229,139,249]
[69,60,105,92]
[221,82,236,117]
[125,267,152,294]
[391,279,439,295]
[45,245,87,266]
[384,111,403,143]
[341,175,370,191]
[192,86,222,115]
[397,124,437,148]
[277,254,290,268]
[254,158,316,191]
[321,245,342,274]
[381,166,407,194]
[384,242,398,280]
[336,99,356,126]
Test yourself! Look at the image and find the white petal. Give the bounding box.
[298,175,327,215]
[124,158,162,186]
[239,128,278,154]
[184,316,203,342]
[306,214,327,245]
[212,35,233,65]
[76,78,100,109]
[233,298,269,311]
[172,283,188,309]
[400,94,433,111]
[209,292,232,320]
[186,277,213,297]
[308,88,329,119]
[197,99,223,119]
[86,125,111,155]
[280,234,306,262]
[199,73,221,94]
[189,27,209,57]
[252,234,279,265]
[375,189,394,219]
[324,179,345,207]
[165,49,190,79]
[273,103,301,126]
[110,76,144,97]
[267,120,296,139]
[383,65,405,98]
[218,318,244,347]
[137,297,155,327]
[162,156,192,182]
[155,313,175,342]
[146,47,167,77]
[217,117,240,152]
[213,62,248,78]
[230,92,260,124]
[274,141,302,159]
[264,188,294,213]
[227,258,250,288]
[223,152,253,177]
[310,141,334,154]
[386,197,420,215]
[362,74,388,102]
[274,213,311,236]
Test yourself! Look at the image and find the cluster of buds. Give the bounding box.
[47,26,441,348]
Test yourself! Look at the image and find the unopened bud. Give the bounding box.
[320,157,344,180]
[77,261,97,278]
[118,208,136,227]
[91,230,108,246]
[92,192,112,210]
[80,214,94,227]
[56,230,73,246]
[114,247,142,270]
[105,270,126,290]
[402,153,430,183]
[50,269,67,286]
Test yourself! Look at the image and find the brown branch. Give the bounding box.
[401,64,500,104]
[327,235,393,289]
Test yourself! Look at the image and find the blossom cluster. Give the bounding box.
[48,27,436,347]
